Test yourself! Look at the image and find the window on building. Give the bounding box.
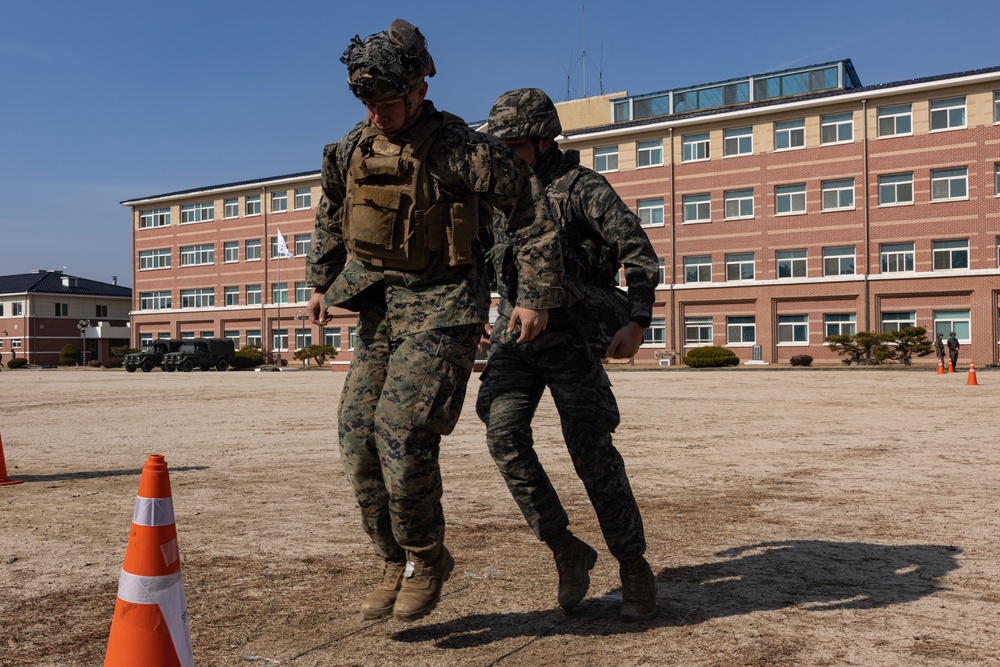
[684,255,712,283]
[138,248,171,270]
[224,286,239,306]
[657,258,666,285]
[683,193,711,222]
[294,187,312,210]
[881,312,915,333]
[725,252,755,281]
[594,145,618,173]
[996,163,1000,196]
[271,283,288,304]
[246,284,262,305]
[685,317,713,345]
[294,234,311,256]
[775,184,806,214]
[778,315,808,343]
[180,201,214,223]
[822,246,855,276]
[880,242,915,273]
[199,330,214,339]
[179,244,214,266]
[824,313,856,338]
[12,303,22,316]
[12,339,22,350]
[224,198,239,219]
[774,119,805,150]
[224,330,240,346]
[180,288,214,308]
[724,189,754,219]
[138,334,152,347]
[727,316,756,344]
[295,282,310,303]
[295,328,312,349]
[934,310,970,342]
[139,208,170,229]
[821,179,855,210]
[930,96,966,131]
[271,190,287,213]
[247,329,262,347]
[0,304,3,316]
[930,167,968,201]
[96,305,107,318]
[54,303,68,317]
[777,249,807,278]
[820,112,853,144]
[995,91,1000,123]
[325,327,342,349]
[246,195,261,216]
[636,139,663,167]
[682,132,710,162]
[877,104,912,137]
[272,329,288,352]
[224,241,239,263]
[878,173,913,205]
[246,239,261,261]
[933,239,969,270]
[139,291,171,310]
[637,198,664,227]
[723,126,753,157]
[643,318,666,345]
[349,327,357,349]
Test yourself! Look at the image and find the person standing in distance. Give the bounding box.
[305,22,566,623]
[476,88,659,622]
[947,331,960,370]
[934,333,947,371]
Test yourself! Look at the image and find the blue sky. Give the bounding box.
[2,0,998,287]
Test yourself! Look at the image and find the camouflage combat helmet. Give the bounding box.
[487,88,562,141]
[341,19,436,102]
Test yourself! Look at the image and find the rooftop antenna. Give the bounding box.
[581,2,587,97]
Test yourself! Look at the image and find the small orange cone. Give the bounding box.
[948,359,955,373]
[937,359,945,375]
[967,362,979,386]
[0,432,24,486]
[105,455,194,667]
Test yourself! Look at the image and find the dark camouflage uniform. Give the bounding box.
[477,145,658,560]
[306,101,564,561]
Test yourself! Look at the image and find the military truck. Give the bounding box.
[124,339,183,373]
[161,338,235,372]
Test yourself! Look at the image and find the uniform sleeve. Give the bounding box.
[304,131,357,289]
[577,174,659,326]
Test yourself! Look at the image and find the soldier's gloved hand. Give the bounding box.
[508,307,548,343]
[307,289,331,325]
[606,321,645,359]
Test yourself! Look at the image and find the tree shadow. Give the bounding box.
[392,539,961,648]
[11,465,209,483]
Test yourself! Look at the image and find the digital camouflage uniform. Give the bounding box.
[306,100,565,564]
[476,137,659,562]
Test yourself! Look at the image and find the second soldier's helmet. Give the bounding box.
[341,19,436,102]
[487,88,562,141]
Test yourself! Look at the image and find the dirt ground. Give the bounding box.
[2,365,998,666]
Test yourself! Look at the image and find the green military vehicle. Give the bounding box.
[124,339,183,373]
[161,338,235,372]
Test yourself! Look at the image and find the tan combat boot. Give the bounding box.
[361,558,406,620]
[392,546,454,622]
[547,531,598,610]
[619,556,657,622]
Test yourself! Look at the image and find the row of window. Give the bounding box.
[140,327,357,353]
[138,188,313,229]
[138,236,311,270]
[675,310,972,347]
[139,281,314,310]
[598,92,1000,173]
[636,165,998,226]
[1,303,110,318]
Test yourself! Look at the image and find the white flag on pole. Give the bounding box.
[276,229,293,259]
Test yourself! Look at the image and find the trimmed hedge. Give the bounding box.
[790,354,813,367]
[7,358,28,369]
[683,346,740,368]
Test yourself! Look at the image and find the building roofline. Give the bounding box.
[120,170,321,207]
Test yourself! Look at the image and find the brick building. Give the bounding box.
[121,59,1000,367]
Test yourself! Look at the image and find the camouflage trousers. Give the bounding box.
[475,325,647,560]
[339,293,481,561]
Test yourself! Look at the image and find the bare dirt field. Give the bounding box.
[2,365,999,666]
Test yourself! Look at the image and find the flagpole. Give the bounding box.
[276,235,282,369]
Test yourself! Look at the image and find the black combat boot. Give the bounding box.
[546,530,598,610]
[619,556,657,622]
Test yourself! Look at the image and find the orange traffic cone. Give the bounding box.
[0,432,24,486]
[948,358,955,373]
[967,362,979,386]
[105,455,194,667]
[937,359,945,375]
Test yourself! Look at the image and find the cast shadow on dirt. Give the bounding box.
[392,539,961,649]
[11,465,208,483]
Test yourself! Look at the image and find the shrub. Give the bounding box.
[293,344,338,367]
[87,360,102,368]
[7,358,28,369]
[789,354,813,367]
[684,346,740,368]
[59,344,82,366]
[112,345,138,358]
[233,344,266,369]
[102,357,124,369]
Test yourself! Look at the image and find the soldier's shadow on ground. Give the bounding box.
[392,539,960,649]
[12,465,208,483]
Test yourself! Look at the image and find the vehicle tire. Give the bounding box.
[125,365,136,373]
[141,360,154,373]
[216,359,229,372]
[181,359,194,372]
